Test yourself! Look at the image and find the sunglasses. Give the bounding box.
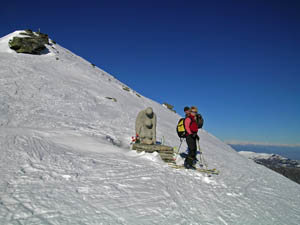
[191,111,197,113]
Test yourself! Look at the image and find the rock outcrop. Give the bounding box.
[9,29,49,54]
[162,103,176,113]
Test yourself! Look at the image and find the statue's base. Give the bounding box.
[132,143,174,163]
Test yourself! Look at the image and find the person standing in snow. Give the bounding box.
[183,106,191,155]
[184,106,199,169]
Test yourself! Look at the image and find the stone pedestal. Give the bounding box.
[132,143,174,163]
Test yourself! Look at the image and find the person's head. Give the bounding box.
[190,106,198,117]
[184,106,190,115]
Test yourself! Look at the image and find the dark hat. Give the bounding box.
[184,106,190,112]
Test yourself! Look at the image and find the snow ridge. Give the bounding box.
[0,31,300,225]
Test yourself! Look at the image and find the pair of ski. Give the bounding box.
[172,151,219,175]
[170,164,219,175]
[173,139,219,175]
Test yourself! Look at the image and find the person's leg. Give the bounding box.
[185,135,196,167]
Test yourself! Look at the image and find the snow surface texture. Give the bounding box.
[1,31,300,225]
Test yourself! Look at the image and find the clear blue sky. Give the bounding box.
[1,0,299,144]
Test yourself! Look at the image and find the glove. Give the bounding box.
[191,133,199,140]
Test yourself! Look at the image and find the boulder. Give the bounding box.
[9,30,49,54]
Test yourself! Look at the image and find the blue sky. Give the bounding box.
[1,0,300,144]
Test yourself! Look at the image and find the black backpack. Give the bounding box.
[196,114,204,128]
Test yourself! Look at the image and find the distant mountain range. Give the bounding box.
[239,151,300,184]
[228,143,300,160]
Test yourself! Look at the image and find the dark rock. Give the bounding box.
[25,29,33,34]
[19,29,34,36]
[105,97,117,102]
[9,30,49,55]
[122,86,130,92]
[163,102,176,113]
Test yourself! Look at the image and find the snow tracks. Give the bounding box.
[1,128,300,225]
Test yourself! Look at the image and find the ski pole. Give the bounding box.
[175,138,183,155]
[197,139,208,169]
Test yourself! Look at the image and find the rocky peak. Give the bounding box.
[8,29,50,54]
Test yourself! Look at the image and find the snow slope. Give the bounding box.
[1,31,300,225]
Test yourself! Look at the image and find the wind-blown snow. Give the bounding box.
[1,31,300,225]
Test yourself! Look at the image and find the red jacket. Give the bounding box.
[184,115,198,135]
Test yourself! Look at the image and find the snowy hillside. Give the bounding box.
[1,31,300,225]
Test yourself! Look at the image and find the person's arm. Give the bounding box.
[184,118,192,135]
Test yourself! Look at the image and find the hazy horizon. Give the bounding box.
[229,143,300,160]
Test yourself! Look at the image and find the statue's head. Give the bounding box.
[145,107,153,117]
